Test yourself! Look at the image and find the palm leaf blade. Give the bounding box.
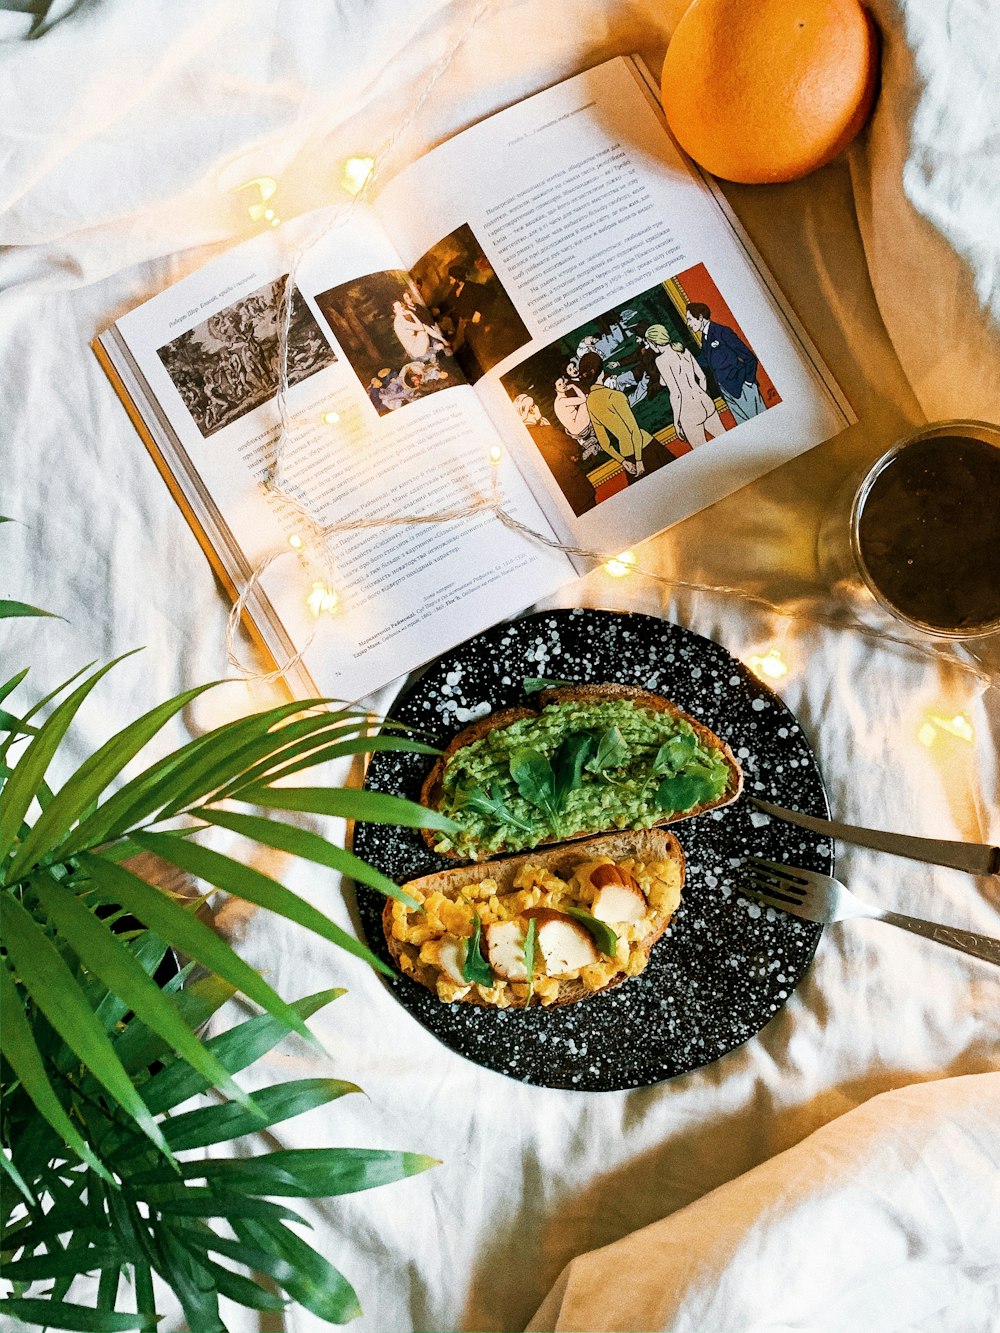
[0,662,95,769]
[154,709,374,820]
[89,930,170,1035]
[143,1192,304,1226]
[8,682,218,879]
[133,1147,438,1196]
[80,854,316,1045]
[0,708,36,738]
[0,1145,35,1204]
[162,1077,359,1151]
[0,954,114,1183]
[194,1254,288,1312]
[111,973,234,1077]
[0,599,62,620]
[31,875,260,1117]
[249,734,439,790]
[58,697,332,857]
[241,784,459,831]
[0,1239,124,1283]
[139,986,343,1115]
[236,1216,362,1323]
[198,808,418,906]
[156,1228,222,1333]
[211,717,404,802]
[0,654,137,866]
[0,667,30,705]
[0,1299,154,1331]
[129,832,393,977]
[0,893,174,1163]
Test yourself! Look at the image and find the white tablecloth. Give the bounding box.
[2,2,998,1331]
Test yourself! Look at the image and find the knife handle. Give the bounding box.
[879,910,1000,967]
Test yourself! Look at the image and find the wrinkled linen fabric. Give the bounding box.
[1,3,998,1332]
[528,1074,1000,1333]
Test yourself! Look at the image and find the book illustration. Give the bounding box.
[156,277,337,439]
[500,263,781,516]
[409,222,530,384]
[313,270,463,417]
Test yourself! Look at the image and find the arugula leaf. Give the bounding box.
[522,676,576,695]
[652,731,698,776]
[523,918,537,1003]
[588,725,628,776]
[564,906,618,957]
[461,915,493,986]
[655,773,711,814]
[454,784,534,833]
[551,732,595,807]
[509,747,557,821]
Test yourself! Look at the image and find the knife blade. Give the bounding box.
[750,798,1000,876]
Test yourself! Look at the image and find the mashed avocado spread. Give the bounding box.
[433,699,731,857]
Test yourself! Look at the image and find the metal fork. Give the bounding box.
[744,859,1000,967]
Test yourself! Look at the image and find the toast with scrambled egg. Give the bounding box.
[422,683,742,860]
[384,829,684,1007]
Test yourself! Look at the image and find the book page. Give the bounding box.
[104,207,571,701]
[374,56,853,559]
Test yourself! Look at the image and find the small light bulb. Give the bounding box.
[603,550,636,578]
[489,444,503,465]
[288,533,305,550]
[341,156,375,197]
[321,410,340,425]
[239,175,279,222]
[946,714,974,742]
[917,722,938,748]
[746,648,788,682]
[307,581,340,618]
[924,712,974,743]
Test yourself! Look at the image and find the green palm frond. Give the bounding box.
[1,654,448,1329]
[1,986,435,1331]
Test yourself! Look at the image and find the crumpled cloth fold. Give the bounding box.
[528,1073,1000,1333]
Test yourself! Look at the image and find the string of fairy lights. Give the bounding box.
[219,0,992,760]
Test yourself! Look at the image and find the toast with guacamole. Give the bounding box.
[422,683,742,861]
[384,830,685,1008]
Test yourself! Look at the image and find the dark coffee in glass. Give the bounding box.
[851,422,1000,637]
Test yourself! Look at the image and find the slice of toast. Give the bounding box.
[383,829,685,1008]
[421,683,742,860]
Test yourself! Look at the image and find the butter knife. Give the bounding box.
[750,798,1000,876]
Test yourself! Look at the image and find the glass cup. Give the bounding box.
[821,420,1000,639]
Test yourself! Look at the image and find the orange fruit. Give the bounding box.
[660,0,879,184]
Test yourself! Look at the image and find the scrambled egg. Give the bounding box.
[389,855,682,1006]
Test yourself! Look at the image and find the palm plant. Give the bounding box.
[0,556,456,1330]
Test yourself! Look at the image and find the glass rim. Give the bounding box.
[849,418,1000,640]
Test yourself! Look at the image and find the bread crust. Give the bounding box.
[383,829,685,1008]
[420,683,743,859]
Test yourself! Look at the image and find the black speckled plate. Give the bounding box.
[352,608,831,1091]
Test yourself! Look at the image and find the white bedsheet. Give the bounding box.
[2,2,998,1331]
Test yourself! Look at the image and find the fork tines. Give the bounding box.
[744,858,808,906]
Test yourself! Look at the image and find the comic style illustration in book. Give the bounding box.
[501,263,780,516]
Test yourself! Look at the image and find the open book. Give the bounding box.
[95,55,853,702]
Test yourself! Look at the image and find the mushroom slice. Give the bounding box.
[484,919,529,980]
[590,865,648,923]
[528,908,599,976]
[420,935,468,985]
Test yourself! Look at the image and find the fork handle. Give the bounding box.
[878,910,1000,966]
